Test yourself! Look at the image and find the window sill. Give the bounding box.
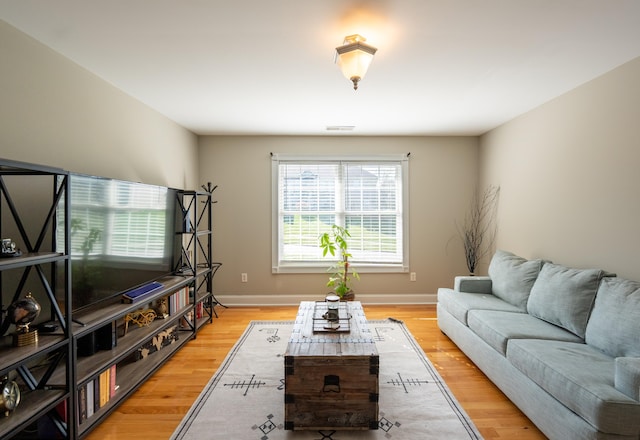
[272,264,408,274]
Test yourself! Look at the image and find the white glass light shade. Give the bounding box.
[335,34,377,90]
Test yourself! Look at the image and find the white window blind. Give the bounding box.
[272,154,409,273]
[67,175,171,262]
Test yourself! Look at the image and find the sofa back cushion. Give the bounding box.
[488,250,545,311]
[586,277,640,358]
[527,263,611,338]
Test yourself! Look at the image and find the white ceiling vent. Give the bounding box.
[326,125,355,132]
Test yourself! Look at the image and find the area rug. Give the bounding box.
[171,320,483,440]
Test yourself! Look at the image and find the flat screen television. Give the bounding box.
[58,173,178,312]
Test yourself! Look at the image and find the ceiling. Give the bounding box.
[1,1,640,136]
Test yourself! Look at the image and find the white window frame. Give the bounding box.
[271,153,409,274]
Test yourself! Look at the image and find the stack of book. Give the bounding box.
[168,286,190,315]
[78,365,117,424]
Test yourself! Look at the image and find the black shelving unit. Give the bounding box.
[71,275,196,438]
[69,188,222,438]
[175,188,224,327]
[0,158,73,440]
[1,158,223,439]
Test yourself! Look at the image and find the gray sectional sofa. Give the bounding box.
[437,250,640,440]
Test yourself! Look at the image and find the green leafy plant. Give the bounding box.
[319,225,360,298]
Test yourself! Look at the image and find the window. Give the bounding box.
[272,154,409,273]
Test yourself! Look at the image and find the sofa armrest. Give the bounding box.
[454,276,492,294]
[615,357,640,401]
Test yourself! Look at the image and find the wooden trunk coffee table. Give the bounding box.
[284,300,379,430]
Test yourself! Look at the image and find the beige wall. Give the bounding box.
[480,56,640,280]
[0,20,198,189]
[7,11,638,303]
[199,135,478,305]
[1,19,479,307]
[0,20,198,320]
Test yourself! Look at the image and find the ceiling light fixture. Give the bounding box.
[335,34,377,90]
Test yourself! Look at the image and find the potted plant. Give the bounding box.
[319,225,359,300]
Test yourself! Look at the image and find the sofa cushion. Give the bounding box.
[586,277,640,358]
[467,309,582,356]
[488,250,545,311]
[527,263,610,338]
[615,357,640,401]
[508,339,640,436]
[437,288,522,326]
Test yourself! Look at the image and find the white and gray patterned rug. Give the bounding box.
[171,319,483,440]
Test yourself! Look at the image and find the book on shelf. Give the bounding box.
[99,369,110,408]
[93,378,100,413]
[168,286,190,315]
[86,380,94,418]
[56,400,68,420]
[110,364,117,398]
[78,363,117,422]
[121,281,164,303]
[78,384,87,423]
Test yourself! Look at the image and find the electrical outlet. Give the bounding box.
[241,273,248,283]
[410,272,416,282]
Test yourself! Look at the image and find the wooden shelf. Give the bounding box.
[72,276,193,336]
[0,389,68,440]
[0,163,218,439]
[0,335,68,373]
[76,335,190,438]
[0,158,72,439]
[195,316,211,331]
[195,290,211,303]
[195,266,212,278]
[75,310,192,384]
[0,252,67,270]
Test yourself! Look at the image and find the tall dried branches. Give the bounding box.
[458,185,500,274]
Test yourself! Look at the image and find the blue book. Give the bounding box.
[122,281,164,303]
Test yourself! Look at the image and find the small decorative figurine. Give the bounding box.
[123,309,157,335]
[154,298,169,319]
[0,238,21,257]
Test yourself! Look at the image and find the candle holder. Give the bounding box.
[323,294,340,329]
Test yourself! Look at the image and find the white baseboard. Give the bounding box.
[213,293,437,307]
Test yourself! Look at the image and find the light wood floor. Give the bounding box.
[84,305,546,440]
